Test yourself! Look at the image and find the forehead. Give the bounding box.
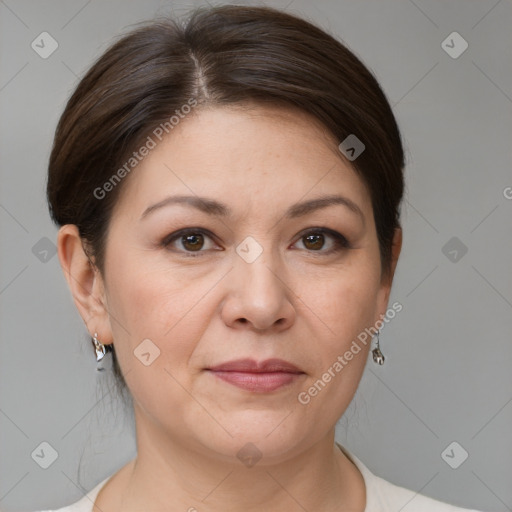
[112,104,372,222]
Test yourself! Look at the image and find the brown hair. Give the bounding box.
[47,4,404,395]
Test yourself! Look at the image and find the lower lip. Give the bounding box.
[208,371,302,392]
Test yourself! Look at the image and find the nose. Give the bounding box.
[220,244,296,332]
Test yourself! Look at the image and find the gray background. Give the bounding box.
[1,0,511,511]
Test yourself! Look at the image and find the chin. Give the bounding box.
[190,413,314,465]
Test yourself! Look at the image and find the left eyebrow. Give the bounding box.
[139,193,365,224]
[285,194,364,223]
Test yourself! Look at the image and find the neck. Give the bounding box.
[114,407,365,512]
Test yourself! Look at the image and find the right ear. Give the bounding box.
[56,224,113,345]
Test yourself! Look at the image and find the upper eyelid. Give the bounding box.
[164,227,348,250]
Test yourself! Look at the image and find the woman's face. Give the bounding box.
[93,105,398,463]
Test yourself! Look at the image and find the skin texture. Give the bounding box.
[58,104,402,512]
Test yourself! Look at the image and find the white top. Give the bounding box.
[35,444,484,512]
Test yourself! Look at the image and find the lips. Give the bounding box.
[206,358,305,392]
[208,358,302,373]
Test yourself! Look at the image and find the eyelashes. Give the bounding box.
[162,228,220,256]
[161,227,351,258]
[292,228,350,253]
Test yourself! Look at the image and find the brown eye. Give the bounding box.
[162,228,219,257]
[181,233,205,251]
[303,233,325,251]
[294,228,350,255]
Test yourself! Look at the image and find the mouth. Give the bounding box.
[205,358,305,393]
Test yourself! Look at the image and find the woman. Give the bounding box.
[40,4,484,511]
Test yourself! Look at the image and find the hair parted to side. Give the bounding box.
[47,5,405,396]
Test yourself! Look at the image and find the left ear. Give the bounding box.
[375,227,402,318]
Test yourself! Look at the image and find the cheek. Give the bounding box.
[106,246,208,338]
[103,256,204,422]
[293,268,380,422]
[103,251,220,385]
[301,260,381,353]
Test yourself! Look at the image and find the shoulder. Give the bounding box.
[31,475,111,512]
[337,443,485,512]
[366,471,483,512]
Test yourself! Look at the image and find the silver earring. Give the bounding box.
[92,332,111,362]
[372,330,385,365]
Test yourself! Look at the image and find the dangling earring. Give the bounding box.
[372,330,385,365]
[92,332,111,362]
